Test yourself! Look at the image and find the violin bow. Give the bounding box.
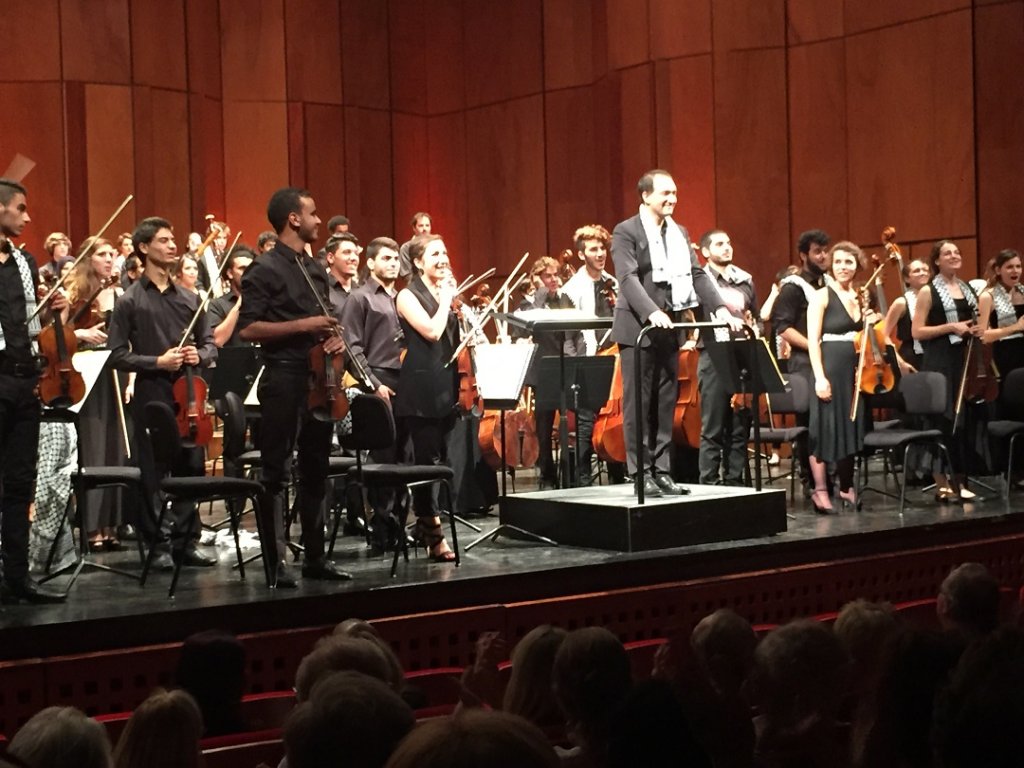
[178,232,242,348]
[447,252,530,366]
[28,194,134,323]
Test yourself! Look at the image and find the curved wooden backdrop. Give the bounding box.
[3,0,1022,297]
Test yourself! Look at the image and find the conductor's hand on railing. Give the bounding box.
[713,308,744,333]
[648,309,674,329]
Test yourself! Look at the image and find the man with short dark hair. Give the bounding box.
[239,188,353,587]
[326,215,350,236]
[208,247,254,348]
[398,211,432,278]
[325,233,360,319]
[938,562,1001,639]
[257,230,277,254]
[0,178,66,603]
[611,169,739,497]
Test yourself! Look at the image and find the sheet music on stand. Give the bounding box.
[67,350,112,414]
[244,366,265,406]
[474,343,535,406]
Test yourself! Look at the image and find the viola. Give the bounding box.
[851,254,900,419]
[592,345,626,464]
[37,283,86,408]
[172,363,214,445]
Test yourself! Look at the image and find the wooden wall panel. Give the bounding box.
[220,0,286,102]
[654,57,716,242]
[609,66,656,214]
[713,49,790,287]
[133,89,192,232]
[974,2,1024,260]
[341,0,391,110]
[391,113,429,237]
[606,0,650,70]
[464,97,547,277]
[185,0,222,98]
[388,0,427,114]
[342,109,394,243]
[786,0,843,44]
[7,2,61,82]
[285,0,343,104]
[60,0,131,84]
[188,95,226,228]
[130,0,187,90]
[223,102,289,245]
[543,0,595,90]
[84,85,136,238]
[464,0,544,108]
[0,83,68,254]
[787,40,847,243]
[711,0,784,50]
[844,0,970,36]
[426,114,468,275]
[545,87,601,253]
[649,0,711,59]
[845,11,975,246]
[302,104,347,242]
[389,0,465,115]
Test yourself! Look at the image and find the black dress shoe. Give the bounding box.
[302,558,353,581]
[653,474,691,495]
[633,476,663,497]
[150,552,175,572]
[0,577,66,605]
[173,545,218,568]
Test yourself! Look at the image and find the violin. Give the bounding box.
[37,274,86,408]
[851,255,899,419]
[172,361,213,446]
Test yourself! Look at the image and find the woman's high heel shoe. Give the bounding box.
[415,519,456,563]
[838,488,861,511]
[810,489,833,515]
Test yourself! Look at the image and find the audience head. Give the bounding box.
[552,627,632,756]
[384,709,558,768]
[111,689,202,768]
[284,671,414,768]
[690,608,757,698]
[295,635,397,701]
[174,629,247,737]
[608,678,711,768]
[938,562,1001,638]
[833,599,899,691]
[8,706,111,768]
[332,619,405,692]
[502,624,568,728]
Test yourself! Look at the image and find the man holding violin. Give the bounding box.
[239,187,353,588]
[0,178,67,603]
[108,216,218,570]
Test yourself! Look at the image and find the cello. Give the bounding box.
[672,310,702,449]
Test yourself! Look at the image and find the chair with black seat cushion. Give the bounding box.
[983,367,1024,499]
[40,409,149,591]
[142,401,271,596]
[856,371,953,514]
[749,374,810,499]
[339,394,459,576]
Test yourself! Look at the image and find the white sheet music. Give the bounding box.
[68,350,112,414]
[244,366,265,406]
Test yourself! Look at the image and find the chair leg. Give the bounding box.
[231,495,246,580]
[897,445,910,516]
[141,498,171,587]
[391,491,412,578]
[44,486,77,575]
[442,479,460,567]
[1005,434,1019,500]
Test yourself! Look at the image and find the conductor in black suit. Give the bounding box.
[611,169,742,497]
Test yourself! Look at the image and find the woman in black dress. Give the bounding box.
[911,240,984,502]
[394,234,458,562]
[883,258,932,373]
[807,242,873,513]
[979,249,1024,389]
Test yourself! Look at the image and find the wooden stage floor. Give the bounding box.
[2,469,1024,660]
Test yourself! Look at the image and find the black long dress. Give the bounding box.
[809,288,867,462]
[991,304,1024,394]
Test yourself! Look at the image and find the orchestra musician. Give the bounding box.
[0,178,66,604]
[107,217,219,570]
[883,258,933,373]
[610,169,739,497]
[393,233,458,562]
[207,246,255,349]
[978,249,1024,389]
[911,239,984,503]
[398,212,433,280]
[326,233,361,319]
[697,229,758,487]
[339,237,404,552]
[561,224,623,486]
[197,221,229,296]
[238,188,354,587]
[807,242,873,513]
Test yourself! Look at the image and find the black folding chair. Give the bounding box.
[984,367,1024,499]
[749,374,810,499]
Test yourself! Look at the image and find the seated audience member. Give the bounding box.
[749,620,851,768]
[384,709,559,768]
[174,629,247,736]
[932,626,1024,768]
[607,678,711,768]
[503,625,568,732]
[856,628,964,768]
[7,706,112,768]
[284,671,414,768]
[552,627,633,767]
[294,635,398,702]
[332,619,405,693]
[937,561,1001,639]
[112,689,202,768]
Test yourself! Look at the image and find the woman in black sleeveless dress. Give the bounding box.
[911,240,984,502]
[807,242,871,513]
[979,249,1024,391]
[394,234,458,562]
[883,258,932,373]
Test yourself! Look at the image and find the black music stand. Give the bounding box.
[534,355,616,487]
[701,331,785,492]
[208,345,261,401]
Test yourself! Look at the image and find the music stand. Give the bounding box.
[208,345,262,401]
[534,356,615,487]
[701,331,786,491]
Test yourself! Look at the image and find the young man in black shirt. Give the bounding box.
[208,246,255,348]
[107,216,219,570]
[239,188,352,587]
[0,178,66,604]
